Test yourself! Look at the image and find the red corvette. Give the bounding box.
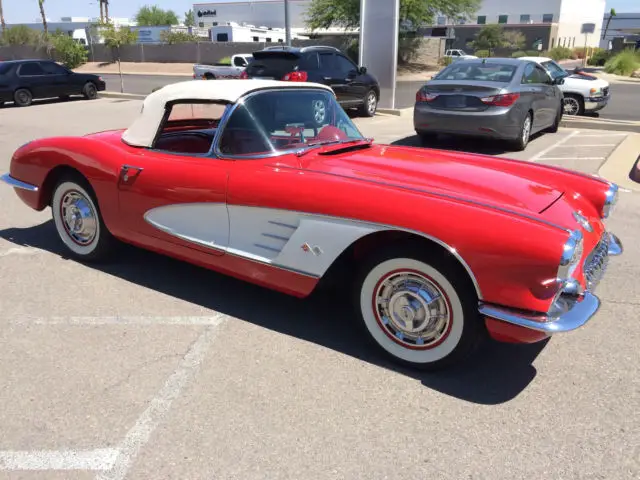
[1,80,623,370]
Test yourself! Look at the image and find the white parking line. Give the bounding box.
[95,317,225,480]
[530,130,580,161]
[0,449,118,471]
[0,246,42,257]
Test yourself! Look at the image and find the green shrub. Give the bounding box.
[588,49,613,66]
[604,49,640,76]
[511,50,526,58]
[439,56,453,66]
[0,25,46,46]
[474,49,490,58]
[217,56,231,65]
[548,46,573,61]
[50,32,88,69]
[525,50,541,56]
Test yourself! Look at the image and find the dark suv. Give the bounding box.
[242,45,380,117]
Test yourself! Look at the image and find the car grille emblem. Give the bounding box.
[573,211,593,232]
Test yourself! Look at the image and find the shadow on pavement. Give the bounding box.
[0,96,86,109]
[1,220,549,405]
[390,133,526,156]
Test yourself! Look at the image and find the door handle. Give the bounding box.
[119,164,143,184]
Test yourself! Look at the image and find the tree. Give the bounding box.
[184,10,194,27]
[471,24,504,55]
[38,0,47,36]
[305,0,480,32]
[502,30,525,50]
[50,30,88,68]
[0,25,41,45]
[100,21,137,92]
[602,8,616,41]
[0,0,6,37]
[134,5,179,26]
[104,0,110,22]
[160,30,198,44]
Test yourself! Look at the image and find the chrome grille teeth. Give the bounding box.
[584,234,610,292]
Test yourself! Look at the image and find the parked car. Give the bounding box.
[241,45,380,118]
[520,56,611,116]
[444,49,478,61]
[0,59,105,107]
[193,53,254,80]
[414,57,565,151]
[1,79,623,371]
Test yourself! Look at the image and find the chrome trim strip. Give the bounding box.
[267,164,571,233]
[1,173,39,192]
[479,291,601,333]
[607,232,623,256]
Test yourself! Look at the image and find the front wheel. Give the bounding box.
[563,94,584,116]
[359,90,378,117]
[51,177,115,262]
[82,82,98,100]
[353,246,483,370]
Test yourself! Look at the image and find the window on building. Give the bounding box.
[520,14,530,23]
[572,37,576,47]
[437,16,446,25]
[498,15,508,24]
[216,33,228,41]
[551,38,555,47]
[252,36,259,41]
[477,15,486,24]
[266,37,272,42]
[542,14,553,23]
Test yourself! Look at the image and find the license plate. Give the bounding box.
[446,96,466,108]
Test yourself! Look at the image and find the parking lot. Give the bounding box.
[1,98,639,480]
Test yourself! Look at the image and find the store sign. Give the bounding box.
[197,9,217,17]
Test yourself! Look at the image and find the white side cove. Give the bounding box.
[144,203,385,277]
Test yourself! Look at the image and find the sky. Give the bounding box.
[2,0,639,24]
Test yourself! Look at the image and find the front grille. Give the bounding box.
[584,234,610,291]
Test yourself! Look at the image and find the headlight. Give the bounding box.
[557,229,583,279]
[602,183,618,218]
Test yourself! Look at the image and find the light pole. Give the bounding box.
[284,0,291,46]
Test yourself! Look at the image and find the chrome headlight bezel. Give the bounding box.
[602,183,618,219]
[557,229,583,280]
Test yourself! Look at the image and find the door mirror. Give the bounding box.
[358,66,367,75]
[554,77,565,85]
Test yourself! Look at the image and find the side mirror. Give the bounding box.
[358,66,367,75]
[555,77,565,85]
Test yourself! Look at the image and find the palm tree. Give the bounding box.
[99,0,104,22]
[104,0,110,22]
[0,0,6,37]
[38,0,47,36]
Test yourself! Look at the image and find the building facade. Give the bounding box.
[600,12,640,48]
[193,0,311,30]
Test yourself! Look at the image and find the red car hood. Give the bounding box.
[301,144,563,214]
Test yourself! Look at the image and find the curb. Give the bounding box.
[597,133,640,192]
[560,116,640,133]
[376,108,403,116]
[76,70,193,77]
[99,91,147,100]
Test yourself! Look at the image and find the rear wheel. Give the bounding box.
[51,176,115,262]
[204,72,215,80]
[14,88,32,107]
[509,112,532,151]
[353,244,483,370]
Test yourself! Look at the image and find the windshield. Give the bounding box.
[434,62,517,82]
[541,60,567,80]
[217,88,365,157]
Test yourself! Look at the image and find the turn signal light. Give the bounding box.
[480,92,520,107]
[282,71,308,81]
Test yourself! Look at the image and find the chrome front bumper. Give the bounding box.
[0,173,39,191]
[584,95,610,112]
[479,232,623,334]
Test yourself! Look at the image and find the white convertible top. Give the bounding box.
[121,79,334,147]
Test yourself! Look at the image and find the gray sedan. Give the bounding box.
[413,58,565,151]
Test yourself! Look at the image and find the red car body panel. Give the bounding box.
[7,126,615,343]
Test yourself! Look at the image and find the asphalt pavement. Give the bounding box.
[0,98,639,479]
[99,73,640,121]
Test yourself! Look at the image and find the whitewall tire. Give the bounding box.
[51,177,115,261]
[354,247,482,370]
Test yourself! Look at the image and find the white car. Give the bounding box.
[520,56,611,116]
[193,54,253,80]
[444,49,478,61]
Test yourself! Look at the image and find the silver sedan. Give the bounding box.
[413,58,565,151]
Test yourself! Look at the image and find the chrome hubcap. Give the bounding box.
[60,191,97,245]
[522,116,531,144]
[563,97,579,115]
[374,271,451,349]
[367,93,376,114]
[312,100,326,124]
